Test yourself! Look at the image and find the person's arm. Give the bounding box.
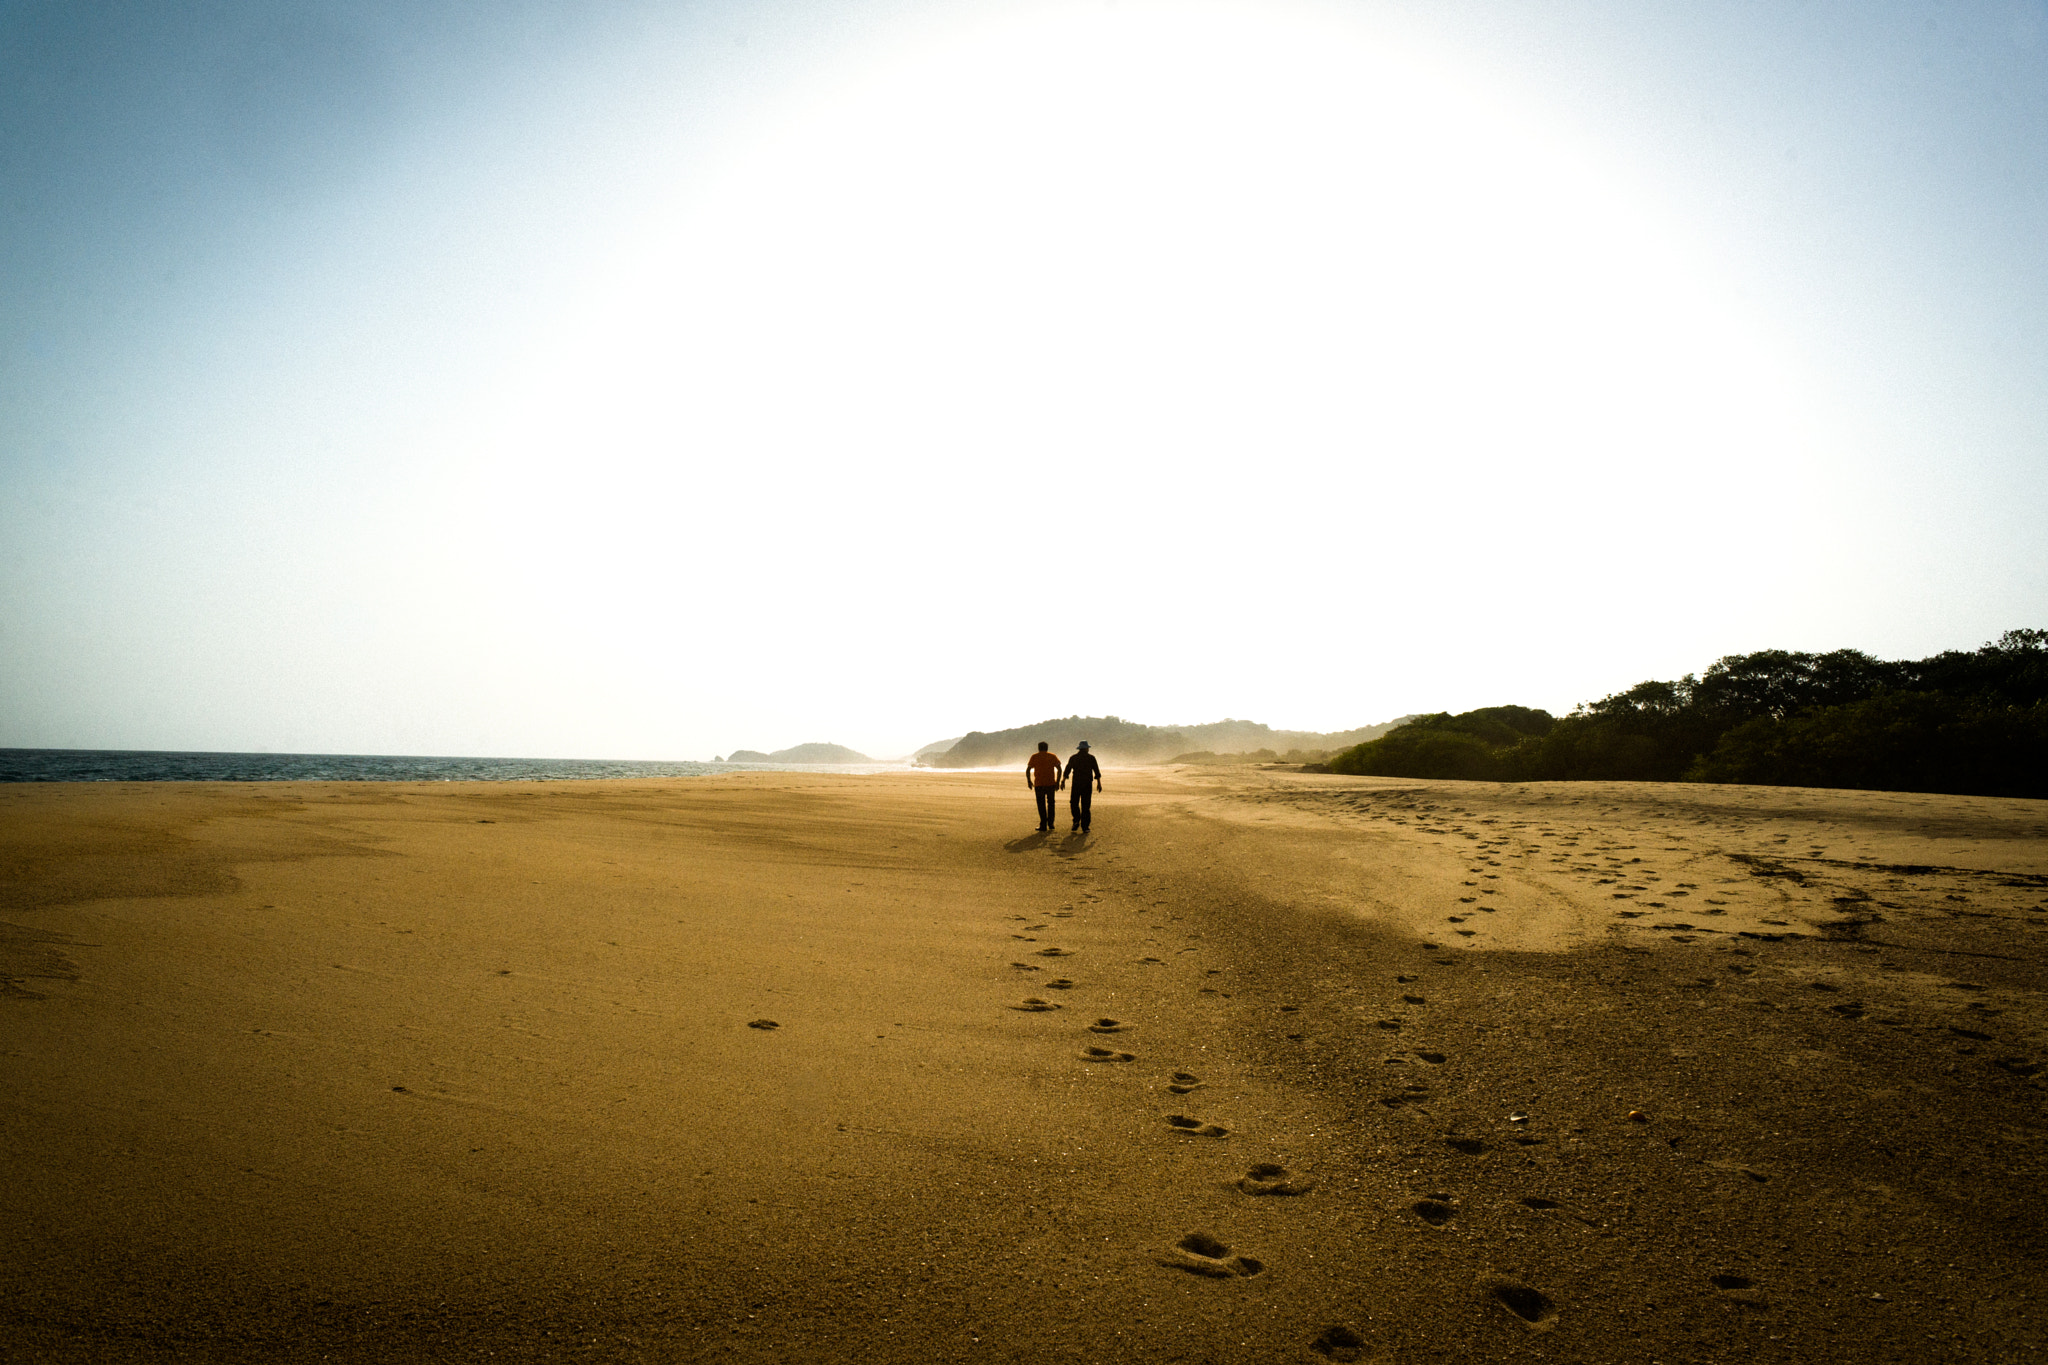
[1095,757,1104,791]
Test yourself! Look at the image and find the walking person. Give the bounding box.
[1025,741,1062,832]
[1062,740,1102,834]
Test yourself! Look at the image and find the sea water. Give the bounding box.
[0,749,912,783]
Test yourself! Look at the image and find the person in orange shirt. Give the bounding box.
[1025,742,1062,831]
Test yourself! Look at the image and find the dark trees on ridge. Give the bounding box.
[1328,630,2048,798]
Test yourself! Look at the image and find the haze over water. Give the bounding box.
[0,749,909,783]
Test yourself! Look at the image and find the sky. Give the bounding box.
[2,0,2044,761]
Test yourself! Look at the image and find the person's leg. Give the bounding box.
[1036,786,1055,829]
[1069,784,1082,830]
[1078,784,1092,831]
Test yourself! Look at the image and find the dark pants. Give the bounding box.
[1069,783,1093,830]
[1035,786,1059,829]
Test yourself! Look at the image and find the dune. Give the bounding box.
[2,768,2045,1361]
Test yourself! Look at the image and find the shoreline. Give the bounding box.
[3,770,2044,1360]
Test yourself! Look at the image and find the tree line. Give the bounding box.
[1328,630,2048,798]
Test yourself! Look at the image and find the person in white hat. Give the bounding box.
[1061,740,1103,834]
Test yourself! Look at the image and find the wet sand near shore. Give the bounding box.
[3,769,2045,1362]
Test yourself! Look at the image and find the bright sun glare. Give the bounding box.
[413,0,1836,725]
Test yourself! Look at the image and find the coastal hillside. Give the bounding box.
[725,742,872,763]
[1330,629,2048,798]
[919,716,1402,769]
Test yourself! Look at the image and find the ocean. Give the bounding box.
[0,749,912,783]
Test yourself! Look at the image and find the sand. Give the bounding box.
[3,767,2046,1362]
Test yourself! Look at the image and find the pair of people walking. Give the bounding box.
[1025,741,1102,834]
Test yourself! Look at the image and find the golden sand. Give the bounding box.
[3,769,2045,1361]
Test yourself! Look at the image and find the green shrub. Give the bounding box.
[1688,694,2048,797]
[1330,727,1503,780]
[1325,630,2047,796]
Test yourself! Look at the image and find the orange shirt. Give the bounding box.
[1026,752,1062,786]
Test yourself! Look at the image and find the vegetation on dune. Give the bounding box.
[1328,631,2048,798]
[923,716,1407,769]
[1327,707,1555,780]
[928,716,1177,769]
[1170,748,1338,765]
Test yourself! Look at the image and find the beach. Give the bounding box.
[3,768,2046,1362]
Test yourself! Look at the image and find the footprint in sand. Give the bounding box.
[1011,962,1042,971]
[1411,1194,1457,1226]
[1080,1046,1136,1062]
[1011,998,1062,1012]
[747,1019,780,1030]
[1479,1275,1557,1328]
[1036,948,1074,958]
[1706,1159,1770,1182]
[1167,1071,1205,1094]
[1310,1325,1368,1361]
[1044,978,1076,990]
[1166,1114,1228,1137]
[1445,1137,1486,1155]
[1087,1018,1129,1033]
[1239,1162,1317,1196]
[1159,1232,1264,1277]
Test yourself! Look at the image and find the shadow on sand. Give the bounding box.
[1002,829,1090,853]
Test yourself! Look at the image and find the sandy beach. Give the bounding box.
[3,768,2046,1362]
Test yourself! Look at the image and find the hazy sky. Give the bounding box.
[4,0,2044,760]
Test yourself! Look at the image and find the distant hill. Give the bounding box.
[917,716,1406,769]
[726,742,872,764]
